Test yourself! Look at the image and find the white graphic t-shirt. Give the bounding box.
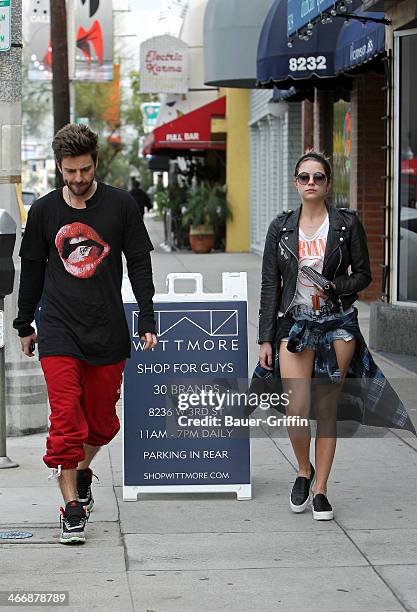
[293,214,329,307]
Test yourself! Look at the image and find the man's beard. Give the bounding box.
[66,177,95,197]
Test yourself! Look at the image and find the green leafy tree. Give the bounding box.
[123,70,158,188]
[75,71,157,189]
[75,80,129,188]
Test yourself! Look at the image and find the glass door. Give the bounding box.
[395,30,417,303]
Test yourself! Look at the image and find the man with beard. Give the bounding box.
[13,124,157,544]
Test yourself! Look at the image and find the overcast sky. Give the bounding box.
[117,0,185,44]
[114,0,186,76]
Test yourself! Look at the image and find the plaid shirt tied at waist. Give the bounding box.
[251,307,416,435]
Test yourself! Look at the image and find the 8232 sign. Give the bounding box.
[289,56,327,72]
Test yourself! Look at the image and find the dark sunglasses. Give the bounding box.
[296,172,327,186]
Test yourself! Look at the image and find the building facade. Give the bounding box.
[249,92,302,254]
[365,0,417,354]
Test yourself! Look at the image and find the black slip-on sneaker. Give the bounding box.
[289,463,315,513]
[312,493,334,521]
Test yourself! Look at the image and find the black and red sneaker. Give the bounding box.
[76,468,98,512]
[59,500,88,545]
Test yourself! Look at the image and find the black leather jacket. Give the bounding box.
[258,202,372,344]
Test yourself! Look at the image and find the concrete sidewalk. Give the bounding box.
[1,214,417,612]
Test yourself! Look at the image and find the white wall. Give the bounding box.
[249,90,301,254]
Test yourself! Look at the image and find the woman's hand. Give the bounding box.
[259,342,274,371]
[313,282,336,301]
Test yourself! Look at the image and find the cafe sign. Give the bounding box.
[140,35,189,94]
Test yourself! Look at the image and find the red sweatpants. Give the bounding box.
[41,356,125,469]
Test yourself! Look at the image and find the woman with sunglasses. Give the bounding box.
[256,150,415,521]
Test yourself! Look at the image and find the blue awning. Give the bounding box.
[271,86,350,104]
[288,0,343,37]
[272,86,314,103]
[257,0,378,90]
[334,12,385,74]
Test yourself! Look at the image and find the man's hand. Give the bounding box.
[140,332,157,350]
[20,332,38,357]
[259,341,273,370]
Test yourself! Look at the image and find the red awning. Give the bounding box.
[143,96,226,156]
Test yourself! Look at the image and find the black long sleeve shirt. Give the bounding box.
[13,182,156,365]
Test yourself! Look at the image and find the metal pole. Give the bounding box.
[0,297,18,468]
[0,0,20,467]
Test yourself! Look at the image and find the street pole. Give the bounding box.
[0,0,21,467]
[50,0,70,187]
[0,296,17,468]
[0,208,18,469]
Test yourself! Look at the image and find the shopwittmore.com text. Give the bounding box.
[177,415,309,428]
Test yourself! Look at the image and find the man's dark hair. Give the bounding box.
[131,177,140,189]
[52,123,99,165]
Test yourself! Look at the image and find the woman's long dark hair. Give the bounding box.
[294,150,332,182]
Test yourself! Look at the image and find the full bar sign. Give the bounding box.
[287,0,336,37]
[0,0,11,52]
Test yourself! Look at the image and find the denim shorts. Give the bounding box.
[280,303,355,347]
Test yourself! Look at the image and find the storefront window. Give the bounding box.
[333,101,351,209]
[398,32,417,302]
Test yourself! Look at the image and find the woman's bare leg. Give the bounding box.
[314,338,356,494]
[279,340,315,476]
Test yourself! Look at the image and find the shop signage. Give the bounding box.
[26,0,113,81]
[122,273,251,501]
[74,0,113,81]
[26,0,52,80]
[287,0,336,37]
[350,36,374,63]
[166,132,200,142]
[288,54,327,72]
[334,21,385,73]
[0,0,11,52]
[141,103,161,130]
[140,35,189,94]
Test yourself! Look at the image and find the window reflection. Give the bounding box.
[333,100,351,209]
[398,34,417,302]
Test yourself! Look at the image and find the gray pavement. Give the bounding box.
[1,213,417,612]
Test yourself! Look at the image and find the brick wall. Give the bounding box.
[349,73,385,302]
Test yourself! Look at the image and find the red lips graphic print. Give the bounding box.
[55,222,110,279]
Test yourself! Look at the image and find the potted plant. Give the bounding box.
[182,183,232,253]
[153,183,169,219]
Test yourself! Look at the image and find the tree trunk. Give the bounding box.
[50,0,70,187]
